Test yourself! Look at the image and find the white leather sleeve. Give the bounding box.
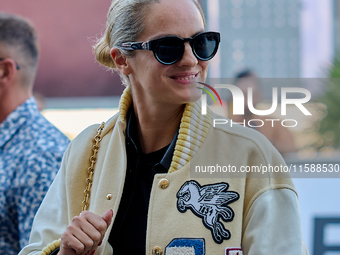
[242,189,309,255]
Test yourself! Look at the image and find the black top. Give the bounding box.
[109,107,178,254]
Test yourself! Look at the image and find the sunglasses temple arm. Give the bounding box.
[119,42,149,51]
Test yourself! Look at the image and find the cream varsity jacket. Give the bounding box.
[19,87,308,255]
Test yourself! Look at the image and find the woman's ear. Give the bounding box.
[110,47,132,75]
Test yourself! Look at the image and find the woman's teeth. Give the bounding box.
[176,75,196,80]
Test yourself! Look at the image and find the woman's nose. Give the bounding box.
[176,43,198,67]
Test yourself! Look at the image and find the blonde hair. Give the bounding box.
[94,0,206,86]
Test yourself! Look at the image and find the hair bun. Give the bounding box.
[94,36,116,69]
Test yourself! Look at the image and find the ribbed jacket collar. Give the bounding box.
[117,86,212,173]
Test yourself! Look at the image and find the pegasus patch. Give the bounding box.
[176,180,239,244]
[165,238,205,255]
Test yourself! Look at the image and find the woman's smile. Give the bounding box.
[169,72,199,84]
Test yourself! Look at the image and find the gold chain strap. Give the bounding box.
[81,122,105,211]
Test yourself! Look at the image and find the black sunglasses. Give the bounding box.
[0,58,20,70]
[118,31,220,65]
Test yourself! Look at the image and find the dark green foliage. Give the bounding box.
[317,56,340,148]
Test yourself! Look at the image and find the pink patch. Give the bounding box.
[226,247,243,255]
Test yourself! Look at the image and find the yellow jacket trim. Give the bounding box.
[39,239,60,255]
[115,87,212,174]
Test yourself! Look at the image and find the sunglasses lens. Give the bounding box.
[151,32,219,64]
[193,33,219,60]
[155,37,183,64]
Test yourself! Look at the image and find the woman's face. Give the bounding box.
[126,0,208,107]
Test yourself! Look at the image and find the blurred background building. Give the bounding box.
[1,0,339,254]
[0,0,124,98]
[203,0,336,79]
[205,0,301,78]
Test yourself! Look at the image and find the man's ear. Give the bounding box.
[110,47,132,76]
[0,66,4,79]
[0,59,16,83]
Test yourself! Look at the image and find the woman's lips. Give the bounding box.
[170,73,198,84]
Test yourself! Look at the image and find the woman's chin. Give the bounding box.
[189,84,203,102]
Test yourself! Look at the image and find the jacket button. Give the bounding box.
[106,194,113,200]
[158,179,169,189]
[152,246,163,255]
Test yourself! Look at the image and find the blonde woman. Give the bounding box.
[20,0,308,254]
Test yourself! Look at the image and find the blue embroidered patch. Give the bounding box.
[176,180,239,244]
[165,238,205,255]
